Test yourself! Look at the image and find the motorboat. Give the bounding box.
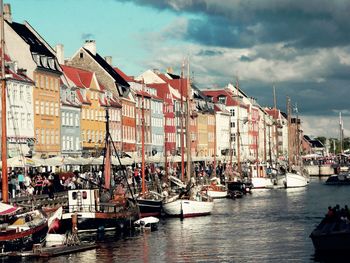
[133,216,159,231]
[59,189,138,233]
[201,177,228,198]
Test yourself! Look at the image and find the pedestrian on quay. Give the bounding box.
[34,174,43,195]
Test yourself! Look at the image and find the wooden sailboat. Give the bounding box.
[58,108,139,233]
[162,59,214,218]
[134,81,163,218]
[0,2,48,252]
[276,97,308,188]
[226,79,252,196]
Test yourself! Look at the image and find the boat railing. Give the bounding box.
[63,202,128,214]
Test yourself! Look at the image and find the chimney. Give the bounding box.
[55,44,65,65]
[83,40,96,56]
[104,56,112,66]
[4,4,12,23]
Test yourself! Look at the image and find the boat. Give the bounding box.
[133,216,159,231]
[0,9,48,253]
[0,205,48,252]
[162,61,214,218]
[201,177,227,198]
[58,109,139,233]
[162,185,214,218]
[250,163,274,189]
[310,206,350,252]
[325,168,350,185]
[134,82,162,218]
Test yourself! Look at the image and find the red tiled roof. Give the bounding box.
[265,108,279,119]
[202,89,248,108]
[135,90,151,98]
[147,83,173,104]
[61,65,93,89]
[113,67,134,82]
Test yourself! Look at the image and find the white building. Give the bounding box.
[1,61,35,157]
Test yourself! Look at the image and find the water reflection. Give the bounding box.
[3,179,350,262]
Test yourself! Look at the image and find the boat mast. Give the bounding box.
[287,96,292,171]
[1,0,8,203]
[236,78,241,176]
[180,61,185,181]
[263,113,267,163]
[141,80,146,195]
[185,58,191,181]
[273,85,279,163]
[295,103,300,166]
[164,102,168,180]
[339,112,343,154]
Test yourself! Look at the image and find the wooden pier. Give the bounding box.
[6,243,98,258]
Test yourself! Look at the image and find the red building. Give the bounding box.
[148,83,176,156]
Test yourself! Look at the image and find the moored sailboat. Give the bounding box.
[0,3,48,252]
[58,109,139,233]
[162,60,214,218]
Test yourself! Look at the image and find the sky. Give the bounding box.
[6,0,350,138]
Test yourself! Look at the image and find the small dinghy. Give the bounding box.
[133,216,159,231]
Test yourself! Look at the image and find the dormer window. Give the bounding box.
[48,58,55,69]
[218,96,226,104]
[41,56,48,68]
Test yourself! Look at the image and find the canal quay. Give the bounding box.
[4,178,349,263]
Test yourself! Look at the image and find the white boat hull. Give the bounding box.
[206,190,228,198]
[251,177,274,189]
[163,199,214,218]
[285,172,308,188]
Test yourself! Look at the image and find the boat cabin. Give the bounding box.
[68,189,100,213]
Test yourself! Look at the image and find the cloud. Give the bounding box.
[81,33,95,40]
[116,0,350,49]
[117,0,350,137]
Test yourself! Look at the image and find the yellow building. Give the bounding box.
[33,72,61,157]
[197,113,209,157]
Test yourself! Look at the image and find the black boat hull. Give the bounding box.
[136,199,162,218]
[310,231,350,251]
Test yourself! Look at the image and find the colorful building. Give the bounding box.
[0,55,35,158]
[5,19,62,158]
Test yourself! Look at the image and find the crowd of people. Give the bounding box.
[1,160,234,200]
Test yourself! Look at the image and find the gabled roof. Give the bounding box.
[202,89,248,109]
[61,65,93,89]
[8,21,54,57]
[147,83,173,104]
[83,48,130,94]
[113,67,134,82]
[7,21,60,73]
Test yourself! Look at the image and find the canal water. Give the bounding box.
[7,178,350,262]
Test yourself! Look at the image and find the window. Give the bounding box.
[75,113,79,127]
[35,101,39,114]
[79,52,83,59]
[46,129,50,144]
[62,112,66,125]
[50,102,54,115]
[82,130,85,142]
[55,130,59,144]
[27,113,31,127]
[35,129,40,143]
[230,109,235,116]
[51,130,54,145]
[70,113,73,126]
[21,113,25,127]
[76,137,80,150]
[41,129,45,144]
[55,103,59,116]
[45,102,49,115]
[218,96,226,104]
[82,109,85,119]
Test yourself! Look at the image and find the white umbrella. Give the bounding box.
[6,156,36,168]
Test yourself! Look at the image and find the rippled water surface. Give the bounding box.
[6,178,350,263]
